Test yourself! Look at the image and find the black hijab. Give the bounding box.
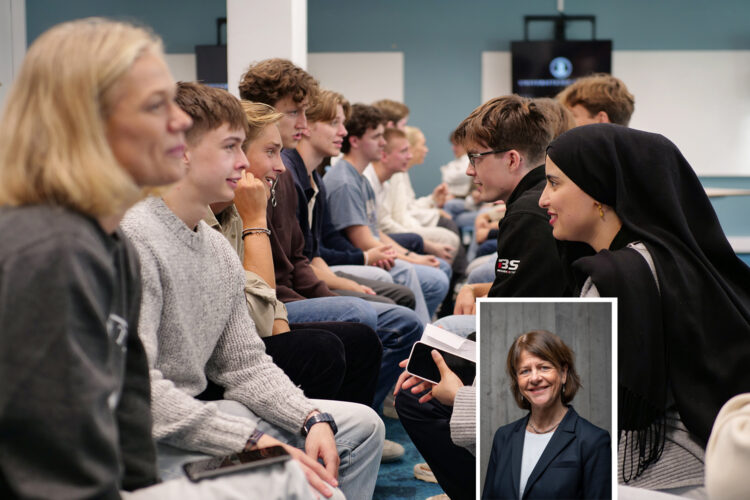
[547,123,750,478]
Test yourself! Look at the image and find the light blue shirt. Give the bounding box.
[325,158,379,238]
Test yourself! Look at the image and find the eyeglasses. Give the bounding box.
[468,149,509,167]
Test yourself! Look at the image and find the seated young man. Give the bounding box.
[281,89,416,309]
[239,59,423,407]
[199,95,381,408]
[365,128,459,264]
[436,96,573,336]
[324,104,450,324]
[238,59,404,311]
[441,126,473,200]
[372,98,409,129]
[121,82,384,499]
[556,73,635,127]
[240,61,420,463]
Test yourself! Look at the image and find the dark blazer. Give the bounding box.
[482,406,610,500]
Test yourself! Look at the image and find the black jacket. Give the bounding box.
[483,407,611,500]
[488,166,571,297]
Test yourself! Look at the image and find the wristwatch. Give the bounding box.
[302,412,338,436]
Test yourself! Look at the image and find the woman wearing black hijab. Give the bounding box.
[538,123,750,492]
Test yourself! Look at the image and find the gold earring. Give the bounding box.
[596,203,604,218]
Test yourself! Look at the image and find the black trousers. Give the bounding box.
[263,322,382,407]
[395,387,476,500]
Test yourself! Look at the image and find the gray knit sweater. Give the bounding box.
[121,197,315,456]
[451,385,476,456]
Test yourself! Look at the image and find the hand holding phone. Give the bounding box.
[406,341,476,386]
[400,342,474,406]
[183,445,290,481]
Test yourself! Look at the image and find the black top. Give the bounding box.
[549,123,750,447]
[0,205,157,498]
[488,165,571,297]
[482,407,611,500]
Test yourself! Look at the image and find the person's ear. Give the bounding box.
[349,136,360,150]
[562,364,568,384]
[596,111,610,123]
[506,150,523,173]
[182,149,191,165]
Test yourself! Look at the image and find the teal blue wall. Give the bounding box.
[25,0,750,240]
[306,0,750,241]
[26,0,226,53]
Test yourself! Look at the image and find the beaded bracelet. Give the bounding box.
[242,227,271,238]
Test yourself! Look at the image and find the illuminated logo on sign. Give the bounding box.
[549,57,573,79]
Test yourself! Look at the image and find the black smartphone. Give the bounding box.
[406,341,475,385]
[183,445,291,482]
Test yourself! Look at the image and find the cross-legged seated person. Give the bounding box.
[121,82,383,499]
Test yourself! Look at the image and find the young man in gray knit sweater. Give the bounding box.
[121,82,384,500]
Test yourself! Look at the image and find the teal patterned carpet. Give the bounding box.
[373,415,445,500]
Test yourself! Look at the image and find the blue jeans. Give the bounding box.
[286,296,422,410]
[432,314,476,338]
[443,198,467,220]
[455,210,478,231]
[330,264,394,283]
[285,296,378,327]
[389,260,449,324]
[467,255,496,284]
[437,257,453,280]
[156,399,382,500]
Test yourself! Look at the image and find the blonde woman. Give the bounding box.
[0,18,316,499]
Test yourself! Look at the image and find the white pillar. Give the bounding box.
[226,0,307,98]
[0,0,26,110]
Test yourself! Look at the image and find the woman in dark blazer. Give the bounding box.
[483,330,610,500]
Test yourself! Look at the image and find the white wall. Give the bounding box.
[481,50,750,176]
[308,52,404,104]
[0,0,26,112]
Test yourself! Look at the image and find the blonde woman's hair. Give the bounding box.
[404,126,424,148]
[240,100,284,149]
[0,17,164,216]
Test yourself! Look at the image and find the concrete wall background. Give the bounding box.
[478,300,613,489]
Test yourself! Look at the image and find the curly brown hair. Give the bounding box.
[341,104,386,154]
[238,58,319,106]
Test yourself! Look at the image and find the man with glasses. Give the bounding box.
[452,95,571,313]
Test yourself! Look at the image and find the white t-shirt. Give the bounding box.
[520,430,555,496]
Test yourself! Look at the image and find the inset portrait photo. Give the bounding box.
[478,299,615,500]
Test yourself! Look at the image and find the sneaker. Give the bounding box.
[380,439,405,463]
[382,391,399,419]
[414,462,437,483]
[425,494,449,500]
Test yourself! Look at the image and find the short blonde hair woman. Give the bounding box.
[0,18,190,218]
[0,18,195,497]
